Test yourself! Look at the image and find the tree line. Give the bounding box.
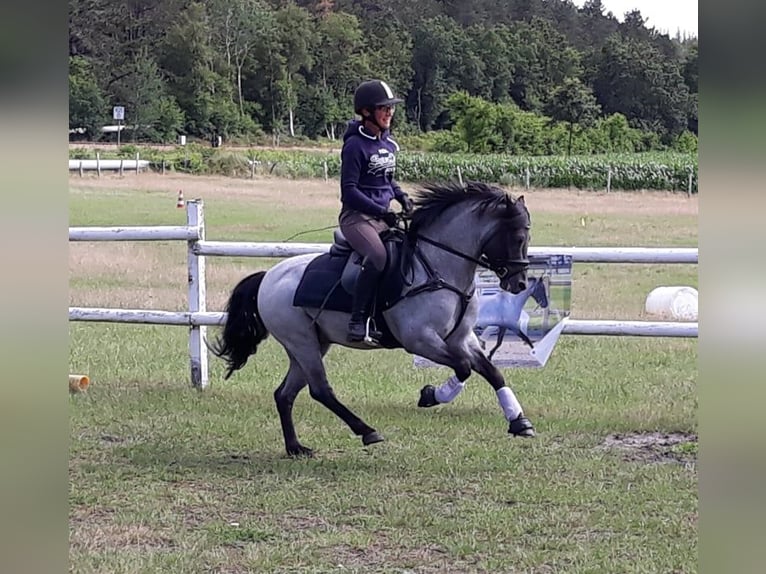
[69,0,698,154]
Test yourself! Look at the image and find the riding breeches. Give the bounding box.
[339,209,389,272]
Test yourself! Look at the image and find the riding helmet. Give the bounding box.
[353,80,404,115]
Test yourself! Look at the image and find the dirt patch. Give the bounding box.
[519,188,697,216]
[70,507,176,552]
[70,172,343,210]
[69,172,697,216]
[599,431,697,466]
[321,539,457,573]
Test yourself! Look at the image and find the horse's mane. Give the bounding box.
[408,180,526,232]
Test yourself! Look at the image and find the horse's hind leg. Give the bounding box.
[285,336,383,448]
[466,335,535,437]
[305,359,384,447]
[274,353,314,457]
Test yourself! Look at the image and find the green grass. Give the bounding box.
[69,177,697,573]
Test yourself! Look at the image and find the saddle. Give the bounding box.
[292,227,410,348]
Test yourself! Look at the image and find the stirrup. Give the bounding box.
[362,317,382,345]
[348,317,381,345]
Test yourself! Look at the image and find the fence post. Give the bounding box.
[96,152,101,177]
[187,200,208,389]
[606,167,612,193]
[525,166,530,190]
[250,157,256,179]
[687,167,693,196]
[457,166,464,185]
[79,160,84,178]
[119,159,124,177]
[136,152,140,174]
[323,161,328,182]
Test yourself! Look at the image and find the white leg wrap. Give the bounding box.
[434,375,466,404]
[496,386,523,421]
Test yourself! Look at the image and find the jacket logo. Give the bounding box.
[368,151,396,176]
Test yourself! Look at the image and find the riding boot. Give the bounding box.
[348,264,383,343]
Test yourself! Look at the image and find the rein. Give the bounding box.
[415,234,529,280]
[416,230,529,280]
[390,227,529,341]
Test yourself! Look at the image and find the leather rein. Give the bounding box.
[392,226,530,340]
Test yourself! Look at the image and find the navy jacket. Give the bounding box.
[340,120,406,217]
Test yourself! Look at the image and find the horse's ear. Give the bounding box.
[505,194,523,212]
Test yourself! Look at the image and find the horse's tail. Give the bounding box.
[209,271,269,380]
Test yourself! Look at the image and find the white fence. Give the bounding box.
[69,153,149,175]
[69,200,699,389]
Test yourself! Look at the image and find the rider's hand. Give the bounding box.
[382,211,399,227]
[397,194,414,216]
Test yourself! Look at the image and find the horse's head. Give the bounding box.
[529,276,549,308]
[409,180,531,293]
[479,193,530,294]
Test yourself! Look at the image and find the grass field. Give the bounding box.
[69,173,698,573]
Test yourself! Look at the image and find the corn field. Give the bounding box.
[70,146,698,193]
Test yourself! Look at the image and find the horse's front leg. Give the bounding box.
[466,334,535,437]
[397,324,473,408]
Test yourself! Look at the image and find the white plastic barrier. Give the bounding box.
[69,200,699,389]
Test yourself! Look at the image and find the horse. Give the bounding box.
[476,275,550,359]
[210,181,535,457]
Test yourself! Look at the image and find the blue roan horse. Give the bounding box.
[211,181,536,457]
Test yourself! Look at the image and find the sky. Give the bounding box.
[572,0,698,37]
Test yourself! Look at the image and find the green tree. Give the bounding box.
[468,25,516,102]
[595,113,640,152]
[508,18,581,112]
[273,3,316,136]
[682,42,698,133]
[446,92,502,153]
[544,77,601,155]
[118,50,166,141]
[588,34,690,140]
[69,56,107,139]
[411,16,471,131]
[160,2,250,138]
[313,11,370,139]
[208,0,275,117]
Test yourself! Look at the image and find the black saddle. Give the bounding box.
[292,228,409,348]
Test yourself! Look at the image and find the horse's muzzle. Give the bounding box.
[501,276,527,294]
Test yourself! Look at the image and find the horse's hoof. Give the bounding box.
[286,444,314,457]
[508,416,536,438]
[362,431,384,446]
[417,385,439,408]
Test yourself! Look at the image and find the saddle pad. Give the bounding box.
[293,253,351,312]
[292,253,402,349]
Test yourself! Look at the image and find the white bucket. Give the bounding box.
[645,286,698,321]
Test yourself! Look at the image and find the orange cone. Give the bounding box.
[176,189,184,208]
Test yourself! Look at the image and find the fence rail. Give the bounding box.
[192,241,698,264]
[69,200,699,389]
[68,308,697,338]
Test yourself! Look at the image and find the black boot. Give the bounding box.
[348,264,383,344]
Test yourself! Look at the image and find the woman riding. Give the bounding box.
[339,79,414,344]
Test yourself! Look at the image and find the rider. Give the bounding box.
[339,79,414,344]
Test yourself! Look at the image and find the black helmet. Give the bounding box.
[353,80,404,115]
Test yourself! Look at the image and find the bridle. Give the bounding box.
[416,233,529,282]
[414,215,530,282]
[390,218,530,340]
